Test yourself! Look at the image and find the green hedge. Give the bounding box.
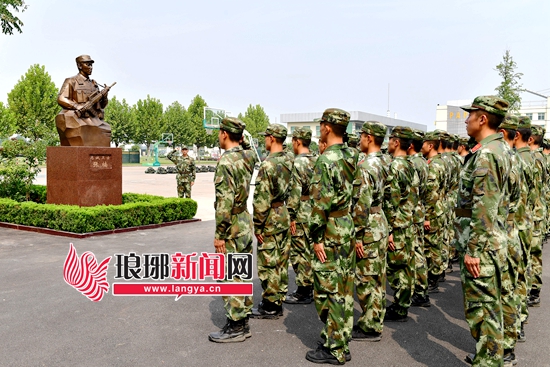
[0,189,197,233]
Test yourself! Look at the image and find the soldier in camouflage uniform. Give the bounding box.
[251,124,293,319]
[458,137,470,161]
[167,146,196,198]
[408,129,430,307]
[383,126,418,322]
[514,116,535,342]
[497,115,523,363]
[209,117,258,343]
[285,127,317,304]
[306,108,357,365]
[528,124,546,307]
[351,121,390,342]
[454,96,510,367]
[421,131,448,294]
[347,133,366,163]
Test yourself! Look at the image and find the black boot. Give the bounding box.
[251,299,283,319]
[384,304,408,322]
[305,342,344,365]
[243,316,251,338]
[411,293,431,307]
[528,289,541,307]
[208,318,247,343]
[518,322,526,343]
[284,285,313,304]
[503,348,517,366]
[428,275,440,293]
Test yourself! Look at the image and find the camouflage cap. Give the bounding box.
[258,123,288,139]
[499,114,519,130]
[459,137,469,146]
[531,124,546,136]
[424,130,441,141]
[517,115,532,129]
[76,55,94,64]
[439,131,452,142]
[390,126,415,140]
[348,134,360,146]
[181,146,189,150]
[411,128,425,141]
[220,117,246,134]
[361,121,387,138]
[292,127,312,141]
[319,108,350,127]
[460,95,509,117]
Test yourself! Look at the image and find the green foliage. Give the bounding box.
[7,64,59,143]
[495,50,523,112]
[0,191,197,233]
[0,139,47,201]
[240,104,270,140]
[134,95,163,152]
[0,102,16,138]
[0,0,27,35]
[163,101,192,147]
[186,95,212,147]
[130,144,141,152]
[104,96,135,147]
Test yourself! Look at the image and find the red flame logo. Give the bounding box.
[63,243,112,302]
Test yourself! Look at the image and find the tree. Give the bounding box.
[134,95,163,153]
[186,95,211,148]
[163,101,191,147]
[0,0,27,35]
[240,104,270,139]
[104,96,135,147]
[495,50,523,112]
[0,101,16,138]
[7,64,59,143]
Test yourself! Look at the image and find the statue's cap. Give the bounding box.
[76,55,94,64]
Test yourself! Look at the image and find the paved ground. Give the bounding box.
[1,168,547,366]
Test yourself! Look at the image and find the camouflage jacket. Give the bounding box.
[309,144,357,245]
[455,133,510,257]
[500,148,521,226]
[214,145,257,240]
[409,153,428,224]
[167,151,196,182]
[532,148,548,222]
[441,152,459,210]
[352,151,389,244]
[424,153,448,222]
[253,151,293,236]
[287,152,317,224]
[516,146,535,230]
[383,155,417,229]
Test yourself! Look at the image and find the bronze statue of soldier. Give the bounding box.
[55,55,115,146]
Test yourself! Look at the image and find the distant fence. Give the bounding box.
[122,151,140,163]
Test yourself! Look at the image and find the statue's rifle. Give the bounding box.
[75,82,117,118]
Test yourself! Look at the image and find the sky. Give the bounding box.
[1,0,549,130]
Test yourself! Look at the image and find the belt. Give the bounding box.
[369,205,382,214]
[231,206,247,215]
[455,208,472,218]
[329,209,349,218]
[271,201,284,208]
[300,195,310,201]
[507,213,515,221]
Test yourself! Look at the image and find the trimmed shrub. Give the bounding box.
[0,190,197,233]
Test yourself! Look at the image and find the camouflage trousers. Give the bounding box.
[177,181,192,198]
[355,236,388,333]
[441,214,451,272]
[424,219,444,278]
[517,228,533,323]
[387,226,415,315]
[313,239,355,364]
[413,222,428,297]
[501,221,521,350]
[257,229,291,306]
[289,222,313,288]
[223,232,254,321]
[530,220,544,293]
[460,249,504,367]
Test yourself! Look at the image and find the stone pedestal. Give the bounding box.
[47,146,122,207]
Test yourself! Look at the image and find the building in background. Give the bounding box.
[281,111,426,139]
[436,97,550,138]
